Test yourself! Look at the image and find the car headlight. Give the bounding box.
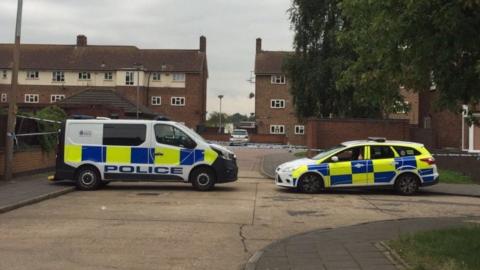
[281,166,296,173]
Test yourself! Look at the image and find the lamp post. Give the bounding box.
[218,95,224,134]
[133,63,143,119]
[4,0,23,181]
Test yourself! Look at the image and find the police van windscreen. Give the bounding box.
[312,145,345,160]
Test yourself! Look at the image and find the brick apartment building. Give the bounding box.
[0,35,208,128]
[254,38,306,146]
[254,38,462,149]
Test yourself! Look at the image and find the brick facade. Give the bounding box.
[0,148,55,177]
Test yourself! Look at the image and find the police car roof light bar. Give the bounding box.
[368,137,387,142]
[154,115,171,121]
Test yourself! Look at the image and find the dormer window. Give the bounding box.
[26,71,39,80]
[271,75,286,84]
[78,72,91,80]
[52,71,65,82]
[152,72,161,81]
[173,73,185,82]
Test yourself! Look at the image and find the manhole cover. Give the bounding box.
[136,193,160,196]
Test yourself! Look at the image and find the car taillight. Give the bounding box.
[420,157,436,165]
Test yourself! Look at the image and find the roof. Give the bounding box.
[342,140,424,147]
[58,88,155,115]
[255,50,292,75]
[0,44,206,73]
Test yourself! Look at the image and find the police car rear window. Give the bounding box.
[393,146,421,157]
[103,124,146,146]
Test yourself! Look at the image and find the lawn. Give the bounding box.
[389,225,480,270]
[439,169,474,185]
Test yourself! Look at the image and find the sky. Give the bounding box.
[0,0,294,116]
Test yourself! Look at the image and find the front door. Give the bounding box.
[329,146,369,186]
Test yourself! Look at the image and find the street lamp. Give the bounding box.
[218,95,224,133]
[133,63,144,119]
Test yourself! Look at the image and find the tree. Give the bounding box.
[341,0,480,113]
[205,112,229,127]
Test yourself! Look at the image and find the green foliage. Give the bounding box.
[206,112,254,127]
[34,106,66,151]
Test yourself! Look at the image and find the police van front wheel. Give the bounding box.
[76,167,101,191]
[191,167,216,191]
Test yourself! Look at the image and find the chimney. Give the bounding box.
[199,36,206,53]
[256,38,262,54]
[76,35,87,47]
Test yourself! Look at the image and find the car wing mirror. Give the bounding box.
[331,156,339,163]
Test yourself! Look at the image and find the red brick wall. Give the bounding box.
[255,75,306,145]
[0,148,55,176]
[306,118,410,149]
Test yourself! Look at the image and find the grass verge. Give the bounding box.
[439,169,474,184]
[294,151,307,157]
[389,225,480,270]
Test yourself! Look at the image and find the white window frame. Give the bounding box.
[151,96,162,106]
[50,94,65,103]
[152,72,161,81]
[171,96,186,106]
[52,71,65,82]
[1,70,7,79]
[270,99,286,109]
[271,75,286,85]
[26,71,39,80]
[125,71,134,85]
[270,125,285,135]
[172,73,186,82]
[24,94,39,104]
[104,72,113,81]
[1,93,7,103]
[294,125,305,135]
[78,72,91,81]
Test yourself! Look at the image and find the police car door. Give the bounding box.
[328,146,369,186]
[368,145,398,185]
[153,123,197,181]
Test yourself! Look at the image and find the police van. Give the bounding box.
[50,118,238,191]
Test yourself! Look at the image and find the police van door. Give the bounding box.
[153,123,198,181]
[329,146,369,186]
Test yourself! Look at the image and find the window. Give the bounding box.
[171,97,186,106]
[393,146,421,157]
[270,125,285,134]
[125,71,134,85]
[151,96,161,106]
[52,71,65,82]
[154,124,196,149]
[173,73,185,82]
[78,72,91,80]
[271,75,286,84]
[24,94,39,103]
[295,125,305,135]
[1,70,7,79]
[50,94,65,103]
[1,93,7,103]
[270,99,285,109]
[334,146,365,162]
[103,124,146,146]
[152,72,161,81]
[104,72,113,81]
[26,71,39,80]
[370,146,395,160]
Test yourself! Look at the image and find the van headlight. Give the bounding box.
[212,147,234,160]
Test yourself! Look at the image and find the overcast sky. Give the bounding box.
[0,0,294,116]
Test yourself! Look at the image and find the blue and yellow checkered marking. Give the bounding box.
[419,168,435,182]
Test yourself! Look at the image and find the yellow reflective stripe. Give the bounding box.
[292,165,308,179]
[155,147,180,165]
[372,158,395,172]
[65,145,82,163]
[329,162,352,175]
[204,148,218,165]
[106,146,131,164]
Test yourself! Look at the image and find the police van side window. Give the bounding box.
[103,124,146,146]
[370,146,395,159]
[393,146,420,157]
[155,124,196,149]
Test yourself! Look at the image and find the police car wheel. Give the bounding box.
[299,174,323,194]
[191,168,216,191]
[395,174,419,195]
[76,167,101,191]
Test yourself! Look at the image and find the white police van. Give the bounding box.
[50,118,238,191]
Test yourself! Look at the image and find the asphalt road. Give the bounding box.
[0,148,479,270]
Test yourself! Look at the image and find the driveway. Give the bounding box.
[0,148,479,270]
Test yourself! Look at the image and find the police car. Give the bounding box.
[275,138,439,195]
[50,118,238,191]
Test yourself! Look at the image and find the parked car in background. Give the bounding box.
[229,129,249,146]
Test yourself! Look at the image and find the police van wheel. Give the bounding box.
[76,167,101,191]
[191,167,216,191]
[395,173,419,196]
[298,173,323,194]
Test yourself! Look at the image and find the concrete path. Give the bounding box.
[249,217,480,270]
[262,153,480,197]
[0,172,75,214]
